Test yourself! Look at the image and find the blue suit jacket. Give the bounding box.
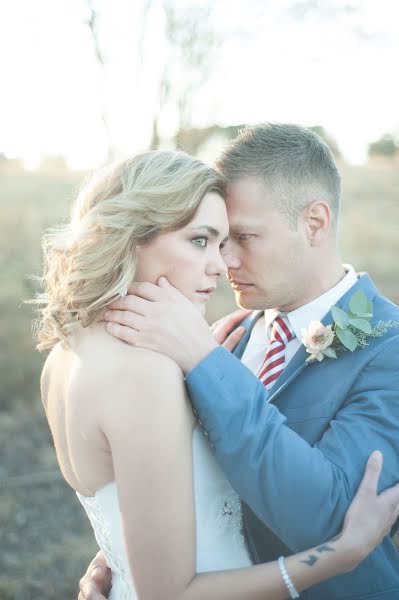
[186,274,399,599]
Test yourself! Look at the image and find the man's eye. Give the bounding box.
[192,236,208,247]
[236,234,254,241]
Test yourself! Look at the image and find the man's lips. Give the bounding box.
[229,280,253,291]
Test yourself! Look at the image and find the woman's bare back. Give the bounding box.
[41,323,190,496]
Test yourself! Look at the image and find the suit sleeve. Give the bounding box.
[185,338,399,551]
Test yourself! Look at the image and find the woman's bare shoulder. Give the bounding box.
[41,324,188,427]
[43,323,179,377]
[63,323,184,396]
[80,327,193,431]
[86,324,182,380]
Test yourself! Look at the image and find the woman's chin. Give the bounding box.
[193,301,206,316]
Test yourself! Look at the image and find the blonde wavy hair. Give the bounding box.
[33,150,226,351]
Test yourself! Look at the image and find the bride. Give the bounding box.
[35,150,399,600]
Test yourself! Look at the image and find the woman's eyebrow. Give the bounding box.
[188,225,220,237]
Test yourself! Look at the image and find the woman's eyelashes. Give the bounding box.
[191,236,209,247]
[191,236,228,249]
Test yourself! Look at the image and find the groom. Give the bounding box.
[80,124,399,599]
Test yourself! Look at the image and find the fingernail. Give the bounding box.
[370,450,382,464]
[106,322,114,331]
[158,276,170,286]
[92,566,102,577]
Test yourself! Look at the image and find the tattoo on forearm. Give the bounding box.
[301,538,340,567]
[316,544,335,554]
[301,554,318,566]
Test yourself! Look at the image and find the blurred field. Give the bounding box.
[0,162,398,598]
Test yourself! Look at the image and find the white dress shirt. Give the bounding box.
[241,265,359,375]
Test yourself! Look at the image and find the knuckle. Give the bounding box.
[109,310,120,322]
[118,311,129,325]
[122,310,131,324]
[135,282,144,294]
[112,323,121,334]
[139,282,151,294]
[125,296,136,311]
[119,325,130,340]
[126,313,136,328]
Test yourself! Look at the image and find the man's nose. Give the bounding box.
[222,251,241,270]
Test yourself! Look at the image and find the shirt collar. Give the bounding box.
[264,265,358,341]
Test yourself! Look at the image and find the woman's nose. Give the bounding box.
[206,249,228,277]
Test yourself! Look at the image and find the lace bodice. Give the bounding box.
[77,425,252,599]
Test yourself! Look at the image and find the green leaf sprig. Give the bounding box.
[330,290,399,354]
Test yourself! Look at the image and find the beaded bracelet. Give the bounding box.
[278,556,300,598]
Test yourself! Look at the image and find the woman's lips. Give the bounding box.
[196,288,216,301]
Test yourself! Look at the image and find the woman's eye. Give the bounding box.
[192,236,208,247]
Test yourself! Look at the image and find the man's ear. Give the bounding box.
[302,201,332,246]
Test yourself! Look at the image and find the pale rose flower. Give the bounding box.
[301,321,335,362]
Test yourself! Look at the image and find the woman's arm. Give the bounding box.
[99,352,399,600]
[181,450,399,600]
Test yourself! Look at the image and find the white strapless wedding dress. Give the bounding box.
[77,425,252,599]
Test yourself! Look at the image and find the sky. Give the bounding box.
[1,0,399,169]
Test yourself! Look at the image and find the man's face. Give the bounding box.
[224,177,311,312]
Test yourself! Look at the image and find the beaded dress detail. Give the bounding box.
[77,426,252,599]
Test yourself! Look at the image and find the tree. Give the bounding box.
[368,134,398,158]
[85,0,113,160]
[150,1,220,150]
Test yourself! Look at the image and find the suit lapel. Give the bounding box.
[233,310,263,359]
[266,344,308,403]
[265,273,379,404]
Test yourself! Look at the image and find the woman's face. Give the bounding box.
[134,192,229,311]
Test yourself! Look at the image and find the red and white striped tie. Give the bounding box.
[257,316,295,389]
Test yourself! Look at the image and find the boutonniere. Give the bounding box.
[301,289,399,363]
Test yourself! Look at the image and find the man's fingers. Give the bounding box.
[214,309,252,329]
[91,564,107,580]
[380,481,399,513]
[78,551,111,600]
[104,308,145,331]
[127,281,163,301]
[223,326,246,352]
[108,294,152,314]
[359,451,383,495]
[78,580,107,600]
[212,310,252,344]
[106,322,138,345]
[157,276,171,287]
